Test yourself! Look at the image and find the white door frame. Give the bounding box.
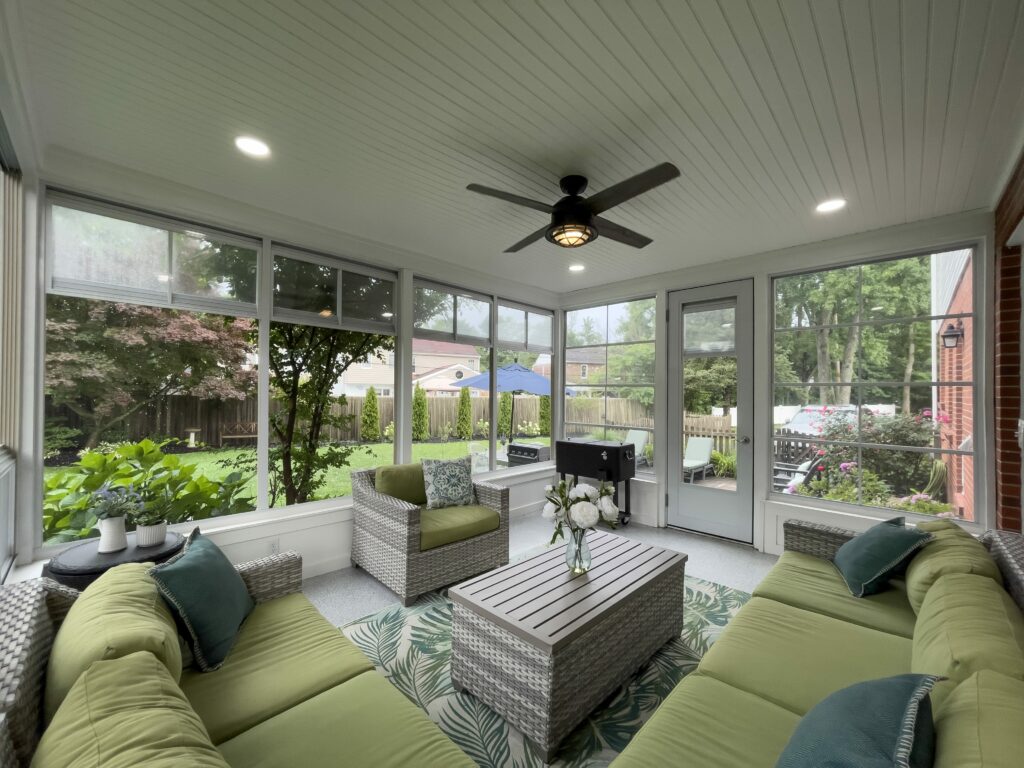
[667,279,754,542]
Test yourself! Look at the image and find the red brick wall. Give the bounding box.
[938,260,974,521]
[994,148,1024,532]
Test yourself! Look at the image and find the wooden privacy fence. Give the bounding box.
[50,393,672,446]
[682,414,736,454]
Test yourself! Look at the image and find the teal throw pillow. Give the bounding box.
[776,674,942,768]
[834,517,932,597]
[421,456,473,509]
[150,529,254,672]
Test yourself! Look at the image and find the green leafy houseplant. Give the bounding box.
[90,484,142,520]
[44,439,254,544]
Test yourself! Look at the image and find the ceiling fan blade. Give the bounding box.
[467,184,553,214]
[504,226,548,253]
[585,162,680,214]
[593,216,653,248]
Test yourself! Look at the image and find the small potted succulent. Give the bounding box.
[91,484,142,553]
[133,488,175,547]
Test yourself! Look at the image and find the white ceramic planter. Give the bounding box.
[135,521,168,547]
[97,516,128,553]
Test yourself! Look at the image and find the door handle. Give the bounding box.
[740,436,751,445]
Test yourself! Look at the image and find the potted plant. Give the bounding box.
[134,488,175,547]
[91,484,141,553]
[542,479,618,574]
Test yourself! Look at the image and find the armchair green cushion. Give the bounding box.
[912,573,1024,706]
[44,563,182,723]
[375,462,428,505]
[420,504,499,551]
[905,521,1003,613]
[933,670,1024,768]
[33,651,228,768]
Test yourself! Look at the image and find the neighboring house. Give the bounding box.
[337,338,480,397]
[559,347,607,384]
[934,252,974,521]
[415,362,481,396]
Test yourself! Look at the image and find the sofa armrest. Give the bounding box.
[783,519,856,561]
[474,480,510,526]
[352,470,421,523]
[235,551,302,603]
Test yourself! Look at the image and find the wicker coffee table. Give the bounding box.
[450,530,687,761]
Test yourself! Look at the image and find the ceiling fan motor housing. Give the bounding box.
[545,196,598,246]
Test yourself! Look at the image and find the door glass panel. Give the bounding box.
[681,304,738,492]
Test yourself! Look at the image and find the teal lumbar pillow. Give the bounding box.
[150,528,254,672]
[833,517,932,597]
[775,674,942,768]
[421,456,474,509]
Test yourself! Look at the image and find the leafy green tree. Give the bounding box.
[683,357,737,414]
[456,386,473,440]
[498,391,513,439]
[45,296,255,448]
[538,395,551,435]
[361,386,380,442]
[412,384,429,441]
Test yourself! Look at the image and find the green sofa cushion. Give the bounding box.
[833,517,932,597]
[375,462,428,505]
[905,520,1002,613]
[612,672,800,768]
[180,592,374,744]
[753,551,917,637]
[933,670,1024,768]
[32,651,228,768]
[44,563,182,723]
[774,674,940,768]
[697,597,911,715]
[150,530,255,672]
[912,573,1024,707]
[217,670,475,768]
[420,504,499,551]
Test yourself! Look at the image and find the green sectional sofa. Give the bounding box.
[613,520,1024,767]
[0,551,474,768]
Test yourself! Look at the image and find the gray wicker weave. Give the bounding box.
[351,468,509,606]
[782,519,857,561]
[449,531,686,762]
[0,551,303,768]
[982,529,1024,613]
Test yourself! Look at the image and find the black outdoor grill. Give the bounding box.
[555,439,635,525]
[506,443,551,466]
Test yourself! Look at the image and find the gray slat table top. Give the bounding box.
[450,530,687,652]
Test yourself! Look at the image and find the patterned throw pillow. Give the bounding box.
[421,457,474,509]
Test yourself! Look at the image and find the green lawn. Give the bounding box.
[44,437,551,508]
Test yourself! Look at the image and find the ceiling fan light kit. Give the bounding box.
[466,162,680,253]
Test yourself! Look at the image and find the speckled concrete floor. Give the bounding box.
[304,516,778,626]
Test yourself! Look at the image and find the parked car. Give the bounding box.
[781,404,857,436]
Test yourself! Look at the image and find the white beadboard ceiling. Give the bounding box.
[4,0,1024,292]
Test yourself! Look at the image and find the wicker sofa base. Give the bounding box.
[450,563,685,761]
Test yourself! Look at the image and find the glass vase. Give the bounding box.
[565,528,592,575]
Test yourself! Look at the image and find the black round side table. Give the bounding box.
[43,532,186,590]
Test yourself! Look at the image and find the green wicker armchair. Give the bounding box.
[350,468,509,606]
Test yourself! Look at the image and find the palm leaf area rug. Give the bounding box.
[342,574,749,768]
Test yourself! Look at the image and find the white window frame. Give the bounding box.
[768,247,983,524]
[412,279,492,345]
[496,298,554,353]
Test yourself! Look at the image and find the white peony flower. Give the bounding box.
[541,501,558,519]
[597,495,618,522]
[569,500,600,529]
[570,482,599,501]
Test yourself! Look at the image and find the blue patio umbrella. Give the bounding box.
[453,363,569,440]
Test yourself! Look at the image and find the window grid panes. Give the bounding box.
[565,298,655,471]
[772,249,976,521]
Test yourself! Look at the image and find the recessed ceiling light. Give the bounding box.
[381,311,394,318]
[156,274,170,283]
[234,135,270,158]
[568,264,585,272]
[815,198,846,213]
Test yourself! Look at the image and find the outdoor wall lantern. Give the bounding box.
[940,321,964,349]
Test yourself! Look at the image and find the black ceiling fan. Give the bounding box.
[466,162,680,253]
